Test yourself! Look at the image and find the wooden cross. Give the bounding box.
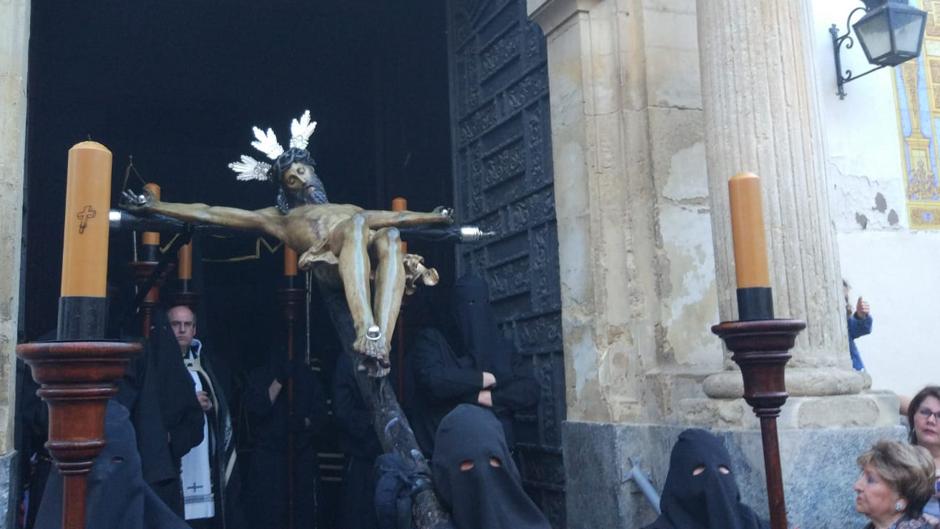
[77,205,96,234]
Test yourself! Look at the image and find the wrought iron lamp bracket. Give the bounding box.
[831,6,886,99]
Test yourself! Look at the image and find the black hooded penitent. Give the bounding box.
[452,275,513,380]
[410,275,539,455]
[643,428,767,529]
[431,404,550,529]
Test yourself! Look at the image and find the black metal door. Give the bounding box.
[447,1,565,526]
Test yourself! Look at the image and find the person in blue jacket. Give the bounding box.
[845,280,873,371]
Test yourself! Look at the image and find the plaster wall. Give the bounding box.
[809,0,940,398]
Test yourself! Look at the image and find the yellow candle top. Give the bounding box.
[177,242,193,280]
[728,172,770,289]
[60,141,112,298]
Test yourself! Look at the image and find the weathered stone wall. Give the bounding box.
[0,0,30,525]
[563,422,906,529]
[531,0,906,527]
[530,0,720,425]
[0,0,30,452]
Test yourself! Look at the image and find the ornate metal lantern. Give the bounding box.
[831,0,928,98]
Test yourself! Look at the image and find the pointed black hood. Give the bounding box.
[452,275,513,380]
[648,428,766,529]
[431,404,550,529]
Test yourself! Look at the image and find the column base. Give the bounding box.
[703,367,866,398]
[563,421,904,529]
[677,391,899,429]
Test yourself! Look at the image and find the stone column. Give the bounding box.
[697,0,867,400]
[691,2,903,527]
[0,0,30,524]
[529,0,658,424]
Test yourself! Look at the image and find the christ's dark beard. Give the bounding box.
[279,175,329,213]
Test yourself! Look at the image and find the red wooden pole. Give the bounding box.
[712,319,805,529]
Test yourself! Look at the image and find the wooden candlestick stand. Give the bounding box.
[711,319,805,529]
[17,340,141,529]
[277,282,306,529]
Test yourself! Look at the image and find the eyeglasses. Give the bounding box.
[917,408,940,421]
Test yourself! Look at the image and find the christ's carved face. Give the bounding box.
[282,162,318,193]
[279,161,327,207]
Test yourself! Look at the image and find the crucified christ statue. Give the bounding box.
[121,112,452,376]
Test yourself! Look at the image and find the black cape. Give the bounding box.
[410,275,538,455]
[332,352,381,529]
[117,311,205,516]
[431,404,550,529]
[35,400,189,529]
[643,429,767,529]
[243,354,329,529]
[184,338,244,529]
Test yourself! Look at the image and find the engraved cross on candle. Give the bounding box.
[76,205,97,234]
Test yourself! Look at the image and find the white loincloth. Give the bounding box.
[181,370,215,520]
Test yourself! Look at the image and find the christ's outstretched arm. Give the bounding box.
[122,189,287,240]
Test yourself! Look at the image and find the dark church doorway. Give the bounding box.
[20,0,565,527]
[22,1,452,528]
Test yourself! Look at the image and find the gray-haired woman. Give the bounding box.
[854,440,937,529]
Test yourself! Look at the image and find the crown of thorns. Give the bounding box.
[228,110,317,182]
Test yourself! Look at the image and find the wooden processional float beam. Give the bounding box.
[17,142,141,529]
[712,172,805,529]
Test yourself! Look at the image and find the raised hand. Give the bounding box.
[856,296,870,318]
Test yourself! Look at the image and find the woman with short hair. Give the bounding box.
[854,440,936,529]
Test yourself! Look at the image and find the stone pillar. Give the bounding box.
[530,0,658,424]
[0,0,30,524]
[688,1,904,527]
[697,0,867,399]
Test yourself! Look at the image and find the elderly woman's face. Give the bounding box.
[854,464,903,520]
[914,395,940,450]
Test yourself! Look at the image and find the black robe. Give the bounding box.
[183,339,244,529]
[117,311,206,516]
[642,429,767,529]
[332,352,382,529]
[431,404,550,529]
[35,400,190,529]
[18,358,51,529]
[409,275,539,456]
[243,356,329,529]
